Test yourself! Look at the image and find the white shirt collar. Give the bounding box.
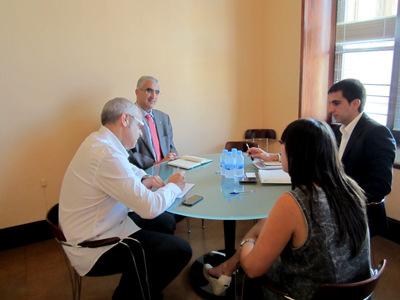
[339,112,363,137]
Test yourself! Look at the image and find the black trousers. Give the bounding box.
[128,211,176,235]
[86,213,192,299]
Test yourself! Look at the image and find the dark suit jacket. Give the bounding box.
[333,113,396,236]
[128,109,178,170]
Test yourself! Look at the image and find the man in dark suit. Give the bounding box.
[128,76,183,230]
[128,76,179,170]
[328,78,396,236]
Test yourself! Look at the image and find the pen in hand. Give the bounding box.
[246,143,254,161]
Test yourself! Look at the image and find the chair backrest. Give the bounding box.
[245,129,276,140]
[310,259,387,300]
[46,203,68,243]
[225,141,259,152]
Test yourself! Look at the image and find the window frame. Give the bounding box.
[300,0,400,144]
[388,1,400,143]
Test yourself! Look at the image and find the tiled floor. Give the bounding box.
[1,218,399,299]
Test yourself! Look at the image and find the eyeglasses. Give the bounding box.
[126,113,144,130]
[141,88,160,95]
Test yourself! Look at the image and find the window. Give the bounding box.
[333,0,398,127]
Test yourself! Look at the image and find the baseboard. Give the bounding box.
[0,217,399,252]
[0,220,53,251]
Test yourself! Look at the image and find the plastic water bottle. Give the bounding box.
[235,150,245,178]
[231,148,237,158]
[225,152,235,178]
[220,149,228,176]
[231,148,238,174]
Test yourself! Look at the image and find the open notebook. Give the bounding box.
[168,155,213,170]
[258,169,291,184]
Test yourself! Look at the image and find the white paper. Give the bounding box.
[176,183,195,198]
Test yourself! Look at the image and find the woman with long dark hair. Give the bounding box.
[204,118,371,299]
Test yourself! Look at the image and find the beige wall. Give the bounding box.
[3,0,397,229]
[0,0,300,229]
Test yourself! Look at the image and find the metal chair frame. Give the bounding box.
[366,198,386,268]
[46,204,151,300]
[186,217,205,233]
[261,259,386,300]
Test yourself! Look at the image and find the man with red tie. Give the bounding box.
[128,76,182,232]
[128,76,179,170]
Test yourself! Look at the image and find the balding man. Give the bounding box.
[59,97,192,300]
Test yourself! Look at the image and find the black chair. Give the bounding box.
[225,141,259,152]
[46,204,151,300]
[245,129,276,140]
[261,259,386,300]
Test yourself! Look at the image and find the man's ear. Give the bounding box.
[351,99,361,110]
[135,89,139,97]
[121,112,129,127]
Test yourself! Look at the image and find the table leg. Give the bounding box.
[223,220,236,259]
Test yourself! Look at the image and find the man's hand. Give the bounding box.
[155,152,179,165]
[167,171,186,190]
[141,175,165,189]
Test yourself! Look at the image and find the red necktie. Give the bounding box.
[145,114,161,162]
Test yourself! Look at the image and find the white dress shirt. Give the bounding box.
[338,112,363,159]
[59,126,181,275]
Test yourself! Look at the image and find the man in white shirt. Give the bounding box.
[59,97,192,299]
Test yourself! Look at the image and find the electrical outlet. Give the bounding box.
[40,179,47,187]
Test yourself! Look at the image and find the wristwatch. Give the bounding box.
[240,238,255,248]
[141,175,151,182]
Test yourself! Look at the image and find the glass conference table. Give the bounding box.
[145,153,291,298]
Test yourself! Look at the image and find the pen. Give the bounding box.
[229,190,256,194]
[246,143,254,161]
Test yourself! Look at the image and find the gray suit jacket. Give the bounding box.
[128,109,178,170]
[333,113,396,235]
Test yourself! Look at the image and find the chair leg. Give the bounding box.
[370,236,376,269]
[187,217,191,233]
[75,271,82,300]
[57,243,77,300]
[122,237,151,300]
